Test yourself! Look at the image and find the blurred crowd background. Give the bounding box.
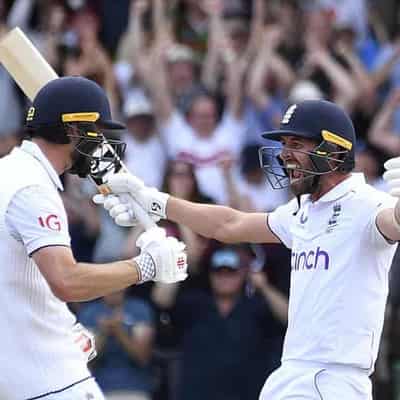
[1,0,400,399]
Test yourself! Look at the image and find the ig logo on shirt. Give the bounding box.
[38,214,61,231]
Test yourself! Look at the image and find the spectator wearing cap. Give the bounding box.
[122,90,166,189]
[153,244,288,400]
[164,44,204,112]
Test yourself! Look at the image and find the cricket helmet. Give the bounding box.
[259,100,356,189]
[25,76,126,178]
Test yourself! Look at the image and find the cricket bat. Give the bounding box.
[0,27,155,230]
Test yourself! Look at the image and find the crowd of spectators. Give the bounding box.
[1,0,400,398]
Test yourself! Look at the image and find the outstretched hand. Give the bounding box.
[92,173,170,226]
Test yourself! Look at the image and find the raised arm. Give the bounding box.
[201,0,225,92]
[221,47,247,119]
[371,43,400,91]
[242,0,266,63]
[126,0,174,123]
[96,174,281,245]
[335,40,373,100]
[247,26,288,110]
[303,45,358,111]
[368,88,400,156]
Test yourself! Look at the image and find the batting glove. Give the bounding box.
[109,173,169,219]
[383,157,400,197]
[134,227,188,284]
[93,194,160,227]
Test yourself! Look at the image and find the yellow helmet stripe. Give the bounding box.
[321,129,352,150]
[86,132,99,137]
[61,112,100,123]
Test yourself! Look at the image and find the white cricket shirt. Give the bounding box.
[160,111,246,204]
[0,141,90,399]
[268,173,398,373]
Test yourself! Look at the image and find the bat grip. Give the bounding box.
[98,184,156,231]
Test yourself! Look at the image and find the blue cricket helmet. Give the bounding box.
[259,100,356,190]
[262,100,356,172]
[26,76,125,130]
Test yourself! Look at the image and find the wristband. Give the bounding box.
[134,252,156,283]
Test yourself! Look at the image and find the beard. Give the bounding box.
[290,173,319,196]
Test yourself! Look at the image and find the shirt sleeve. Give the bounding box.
[219,112,247,153]
[267,198,299,249]
[5,185,71,255]
[159,110,189,156]
[366,191,398,249]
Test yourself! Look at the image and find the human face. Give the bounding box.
[187,96,218,137]
[168,161,195,199]
[168,61,195,95]
[210,268,245,298]
[126,115,154,141]
[279,136,318,196]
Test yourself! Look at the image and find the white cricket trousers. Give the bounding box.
[28,377,105,400]
[259,360,372,400]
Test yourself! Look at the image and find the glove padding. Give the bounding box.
[93,194,160,227]
[383,157,400,197]
[105,173,169,218]
[135,227,188,284]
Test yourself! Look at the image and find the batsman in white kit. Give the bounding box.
[0,76,188,400]
[98,99,400,399]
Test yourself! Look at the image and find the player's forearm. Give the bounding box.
[376,203,400,242]
[259,284,288,324]
[60,260,140,302]
[167,196,243,243]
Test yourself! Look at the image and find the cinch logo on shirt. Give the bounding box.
[291,247,330,271]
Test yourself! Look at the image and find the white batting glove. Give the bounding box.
[107,173,169,220]
[93,194,160,227]
[134,227,188,284]
[383,157,400,197]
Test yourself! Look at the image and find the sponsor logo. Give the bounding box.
[300,212,308,224]
[26,106,35,121]
[177,256,186,269]
[282,104,297,124]
[38,214,61,231]
[327,203,341,232]
[291,247,330,271]
[151,202,162,213]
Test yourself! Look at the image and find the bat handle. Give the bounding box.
[98,184,156,231]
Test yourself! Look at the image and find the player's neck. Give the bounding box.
[310,173,351,202]
[32,138,71,175]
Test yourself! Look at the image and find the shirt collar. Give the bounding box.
[18,140,64,191]
[303,173,365,204]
